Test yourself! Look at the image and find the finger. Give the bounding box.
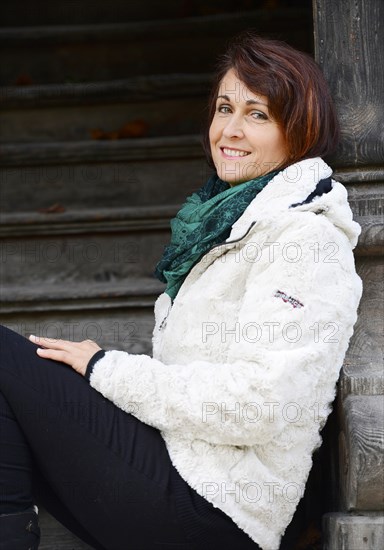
[29,335,73,351]
[36,347,71,365]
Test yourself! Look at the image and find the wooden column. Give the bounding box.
[313,0,384,548]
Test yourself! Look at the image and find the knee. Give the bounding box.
[0,324,36,353]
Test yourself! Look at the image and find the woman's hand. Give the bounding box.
[29,335,102,376]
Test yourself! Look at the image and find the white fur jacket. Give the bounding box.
[88,158,362,550]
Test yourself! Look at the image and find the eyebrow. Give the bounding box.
[217,94,268,107]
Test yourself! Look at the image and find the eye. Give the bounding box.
[251,110,268,122]
[217,103,232,114]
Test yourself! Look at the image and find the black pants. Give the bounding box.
[0,325,262,550]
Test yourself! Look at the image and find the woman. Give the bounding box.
[0,34,362,550]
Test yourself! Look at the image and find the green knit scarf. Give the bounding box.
[154,170,278,301]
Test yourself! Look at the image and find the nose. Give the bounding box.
[222,113,245,139]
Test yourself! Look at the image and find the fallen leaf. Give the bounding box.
[90,128,105,140]
[14,73,33,86]
[118,119,149,138]
[89,120,149,140]
[38,203,66,214]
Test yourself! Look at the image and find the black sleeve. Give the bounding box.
[84,349,106,381]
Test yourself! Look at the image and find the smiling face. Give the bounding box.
[209,69,288,185]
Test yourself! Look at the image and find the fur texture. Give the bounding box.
[89,158,362,549]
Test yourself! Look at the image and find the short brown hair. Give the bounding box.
[203,32,339,169]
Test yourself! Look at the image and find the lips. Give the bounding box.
[220,147,251,158]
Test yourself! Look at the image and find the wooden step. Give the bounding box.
[0,209,172,287]
[0,74,211,142]
[342,180,384,256]
[0,135,208,213]
[341,256,384,399]
[0,10,312,85]
[323,513,384,550]
[1,154,381,254]
[38,507,92,550]
[0,0,194,27]
[0,0,261,27]
[1,278,164,354]
[338,395,384,512]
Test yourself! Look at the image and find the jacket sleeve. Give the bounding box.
[88,215,362,446]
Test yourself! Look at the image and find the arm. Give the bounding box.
[86,215,362,446]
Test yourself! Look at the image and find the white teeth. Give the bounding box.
[222,148,249,157]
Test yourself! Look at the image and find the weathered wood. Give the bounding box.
[0,74,211,107]
[0,137,208,214]
[341,257,384,399]
[1,174,381,253]
[314,4,384,543]
[338,395,384,511]
[0,74,211,143]
[323,512,384,550]
[38,507,92,550]
[0,10,312,85]
[347,183,384,256]
[313,0,384,167]
[1,297,159,355]
[334,168,384,184]
[0,135,204,165]
[0,204,179,235]
[0,230,171,284]
[0,97,207,143]
[0,0,189,26]
[0,276,164,311]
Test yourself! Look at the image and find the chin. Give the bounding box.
[215,166,250,185]
[217,170,261,186]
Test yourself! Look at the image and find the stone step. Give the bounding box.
[0,135,209,213]
[0,10,312,85]
[1,278,164,354]
[0,74,211,142]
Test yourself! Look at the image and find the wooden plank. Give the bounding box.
[0,141,207,214]
[1,303,157,355]
[0,229,170,285]
[313,0,384,167]
[0,135,204,165]
[347,183,384,256]
[341,258,384,399]
[323,512,384,550]
[334,168,384,184]
[0,74,210,142]
[39,507,92,550]
[0,10,312,85]
[338,396,384,511]
[0,74,211,107]
[0,97,207,143]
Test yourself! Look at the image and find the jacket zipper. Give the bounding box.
[158,221,257,332]
[206,220,257,254]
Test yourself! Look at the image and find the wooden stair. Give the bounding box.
[5,1,383,549]
[0,2,313,547]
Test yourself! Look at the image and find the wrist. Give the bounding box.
[85,349,106,381]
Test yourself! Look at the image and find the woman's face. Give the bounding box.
[209,69,287,185]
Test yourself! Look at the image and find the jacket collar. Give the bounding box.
[228,157,360,248]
